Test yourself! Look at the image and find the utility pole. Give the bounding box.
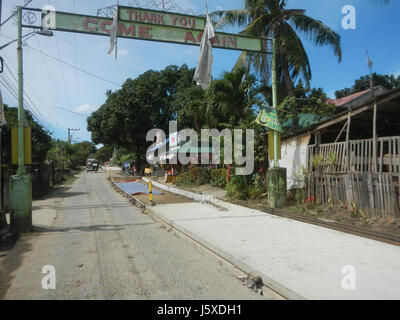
[9,6,32,233]
[0,0,3,30]
[68,128,80,144]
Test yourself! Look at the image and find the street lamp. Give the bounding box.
[0,29,53,50]
[7,7,53,233]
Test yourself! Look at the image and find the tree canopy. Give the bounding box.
[87,64,196,168]
[335,73,400,99]
[210,0,342,129]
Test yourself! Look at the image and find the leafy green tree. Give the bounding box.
[335,73,400,98]
[69,141,97,168]
[95,145,113,163]
[87,64,196,170]
[205,66,261,129]
[278,80,334,133]
[211,0,342,129]
[175,86,206,133]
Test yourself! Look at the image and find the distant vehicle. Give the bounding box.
[86,158,99,172]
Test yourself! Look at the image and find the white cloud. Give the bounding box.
[74,104,99,114]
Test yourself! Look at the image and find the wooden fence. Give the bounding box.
[308,173,399,216]
[307,136,400,215]
[307,136,400,174]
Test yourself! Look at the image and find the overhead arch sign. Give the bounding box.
[25,7,268,53]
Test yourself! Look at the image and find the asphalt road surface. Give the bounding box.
[1,171,280,300]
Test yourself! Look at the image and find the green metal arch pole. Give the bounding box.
[17,6,26,175]
[10,6,32,233]
[271,38,279,168]
[268,38,287,208]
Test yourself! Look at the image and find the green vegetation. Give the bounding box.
[335,73,400,99]
[211,0,342,129]
[1,104,52,165]
[47,140,97,169]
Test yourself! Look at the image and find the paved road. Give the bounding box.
[1,172,280,300]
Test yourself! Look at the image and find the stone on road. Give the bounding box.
[0,172,281,300]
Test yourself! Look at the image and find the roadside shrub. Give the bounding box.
[175,167,210,186]
[247,174,266,199]
[175,172,191,186]
[189,167,210,185]
[210,168,227,188]
[225,175,248,200]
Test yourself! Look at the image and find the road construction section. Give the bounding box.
[139,179,400,300]
[110,177,194,207]
[1,172,278,299]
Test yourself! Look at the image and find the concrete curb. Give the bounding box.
[108,177,146,209]
[112,176,304,300]
[145,205,305,301]
[142,177,223,206]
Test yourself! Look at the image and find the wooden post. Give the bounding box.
[346,110,351,172]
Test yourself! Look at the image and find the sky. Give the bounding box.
[0,0,399,143]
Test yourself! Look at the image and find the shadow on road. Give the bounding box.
[32,204,132,211]
[32,222,156,234]
[0,235,33,299]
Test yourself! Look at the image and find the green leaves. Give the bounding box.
[211,0,342,99]
[335,73,400,99]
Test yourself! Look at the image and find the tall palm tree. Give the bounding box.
[211,0,342,129]
[205,66,260,129]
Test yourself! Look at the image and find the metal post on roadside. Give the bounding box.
[148,180,155,206]
[267,38,287,209]
[9,6,32,233]
[271,38,279,168]
[0,89,6,227]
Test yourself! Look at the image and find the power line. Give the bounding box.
[1,33,121,87]
[26,44,121,87]
[2,53,63,130]
[53,106,88,116]
[53,32,73,112]
[0,72,54,134]
[0,0,34,28]
[1,64,51,129]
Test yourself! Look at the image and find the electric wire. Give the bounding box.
[1,33,121,87]
[0,74,52,133]
[1,52,60,129]
[0,69,54,134]
[1,62,54,130]
[0,0,34,28]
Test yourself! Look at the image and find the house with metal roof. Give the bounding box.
[278,86,400,216]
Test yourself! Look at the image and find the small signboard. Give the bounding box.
[255,108,282,133]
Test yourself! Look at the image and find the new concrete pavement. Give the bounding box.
[145,182,400,300]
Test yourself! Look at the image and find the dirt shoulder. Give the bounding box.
[233,198,400,237]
